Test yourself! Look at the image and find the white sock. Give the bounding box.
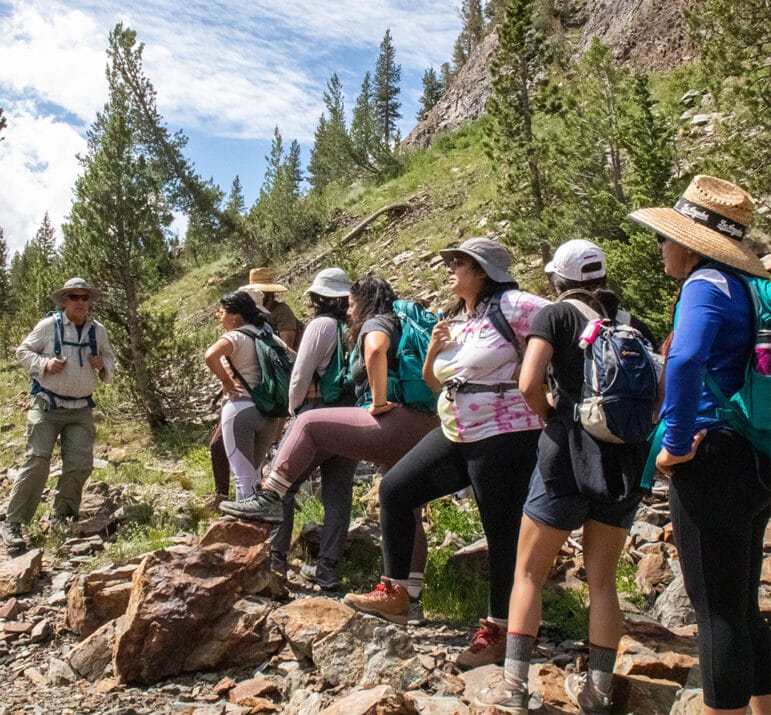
[407,572,423,599]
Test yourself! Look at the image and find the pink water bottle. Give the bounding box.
[755,330,771,375]
[579,319,603,350]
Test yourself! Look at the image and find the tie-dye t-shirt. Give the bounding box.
[433,289,550,442]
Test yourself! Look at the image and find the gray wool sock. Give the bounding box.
[504,633,535,684]
[588,643,616,693]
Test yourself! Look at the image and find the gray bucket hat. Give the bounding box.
[51,277,103,307]
[439,237,515,283]
[304,267,351,298]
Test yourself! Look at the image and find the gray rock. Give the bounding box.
[47,657,78,685]
[651,573,696,628]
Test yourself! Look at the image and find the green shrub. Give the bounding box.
[541,584,590,641]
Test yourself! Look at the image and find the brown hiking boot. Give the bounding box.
[456,618,506,669]
[564,672,612,714]
[343,577,409,625]
[474,667,529,714]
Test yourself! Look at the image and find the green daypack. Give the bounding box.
[229,327,295,418]
[318,320,353,404]
[705,273,771,455]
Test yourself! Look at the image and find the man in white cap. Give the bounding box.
[2,278,115,551]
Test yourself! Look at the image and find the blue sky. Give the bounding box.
[0,0,461,255]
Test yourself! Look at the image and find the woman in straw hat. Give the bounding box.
[629,175,770,715]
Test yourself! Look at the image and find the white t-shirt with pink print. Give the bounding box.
[432,289,550,443]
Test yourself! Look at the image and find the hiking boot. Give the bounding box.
[474,667,529,714]
[300,558,341,591]
[456,618,506,669]
[564,672,612,714]
[270,550,288,579]
[1,521,26,551]
[219,488,284,523]
[407,598,425,626]
[49,513,75,539]
[343,577,409,625]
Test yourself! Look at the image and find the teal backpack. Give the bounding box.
[317,320,354,404]
[390,299,438,413]
[229,327,295,418]
[705,273,771,456]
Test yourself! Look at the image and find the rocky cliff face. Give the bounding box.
[404,0,697,150]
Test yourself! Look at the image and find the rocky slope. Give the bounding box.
[404,0,697,150]
[2,471,769,714]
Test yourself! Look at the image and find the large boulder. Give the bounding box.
[0,548,42,597]
[317,685,419,715]
[270,597,356,659]
[113,517,274,684]
[66,563,138,636]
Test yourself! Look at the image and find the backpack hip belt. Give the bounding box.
[443,380,519,402]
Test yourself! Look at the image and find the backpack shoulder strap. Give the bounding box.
[52,311,64,358]
[562,297,601,322]
[484,290,525,364]
[88,323,97,356]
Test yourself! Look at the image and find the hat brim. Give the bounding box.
[439,248,515,284]
[51,287,102,307]
[629,208,768,279]
[244,282,287,293]
[304,286,350,298]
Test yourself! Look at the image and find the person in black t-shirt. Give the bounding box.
[478,239,657,714]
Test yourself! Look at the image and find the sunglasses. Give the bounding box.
[447,256,470,270]
[66,293,91,302]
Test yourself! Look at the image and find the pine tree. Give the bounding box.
[0,108,6,140]
[686,0,771,214]
[620,74,675,207]
[485,0,557,263]
[61,25,177,429]
[373,29,402,148]
[106,23,233,234]
[417,67,443,119]
[454,0,485,69]
[350,72,380,172]
[226,175,245,217]
[308,74,354,190]
[250,127,308,259]
[439,63,454,95]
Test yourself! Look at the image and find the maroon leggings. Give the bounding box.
[268,405,439,575]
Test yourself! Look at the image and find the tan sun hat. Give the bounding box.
[243,267,287,293]
[628,175,767,279]
[51,277,103,307]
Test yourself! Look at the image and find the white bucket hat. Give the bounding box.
[304,267,351,298]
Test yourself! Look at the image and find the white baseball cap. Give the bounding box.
[544,239,606,282]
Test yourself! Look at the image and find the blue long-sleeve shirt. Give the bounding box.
[662,268,753,456]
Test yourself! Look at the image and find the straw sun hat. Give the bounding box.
[241,267,287,293]
[628,175,767,279]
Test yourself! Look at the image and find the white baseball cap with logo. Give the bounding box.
[544,239,606,282]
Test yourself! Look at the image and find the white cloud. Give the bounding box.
[0,0,460,253]
[0,103,85,255]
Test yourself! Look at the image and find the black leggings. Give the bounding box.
[379,427,540,620]
[669,429,771,710]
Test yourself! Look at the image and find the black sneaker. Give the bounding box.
[1,521,26,551]
[219,488,284,523]
[300,558,341,590]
